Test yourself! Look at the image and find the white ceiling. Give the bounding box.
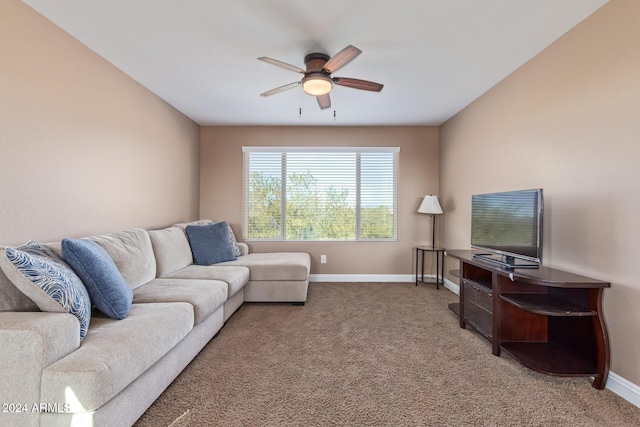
[22,0,608,126]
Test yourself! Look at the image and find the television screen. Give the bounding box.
[471,189,543,266]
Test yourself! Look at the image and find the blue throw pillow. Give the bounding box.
[1,241,91,340]
[212,221,242,257]
[186,222,238,266]
[62,238,133,320]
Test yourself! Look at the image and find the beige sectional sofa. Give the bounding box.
[0,220,310,427]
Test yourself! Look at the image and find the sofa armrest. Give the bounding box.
[0,312,79,425]
[238,242,249,256]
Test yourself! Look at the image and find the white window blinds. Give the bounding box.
[243,147,399,241]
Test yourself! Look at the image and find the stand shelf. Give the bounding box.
[445,250,610,389]
[500,293,596,317]
[501,342,597,377]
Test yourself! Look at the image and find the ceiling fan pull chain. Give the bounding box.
[333,110,337,121]
[299,107,302,118]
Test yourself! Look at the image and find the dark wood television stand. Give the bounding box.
[446,250,610,389]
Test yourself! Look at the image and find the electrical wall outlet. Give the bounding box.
[320,255,327,264]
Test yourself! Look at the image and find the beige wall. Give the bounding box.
[0,0,200,245]
[200,126,440,275]
[441,0,640,384]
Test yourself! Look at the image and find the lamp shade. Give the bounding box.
[417,195,443,214]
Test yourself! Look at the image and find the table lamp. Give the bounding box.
[417,195,443,248]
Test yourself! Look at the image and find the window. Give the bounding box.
[243,146,399,241]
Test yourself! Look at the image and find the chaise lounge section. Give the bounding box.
[0,220,310,427]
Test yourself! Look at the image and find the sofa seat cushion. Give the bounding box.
[40,302,193,412]
[164,265,249,298]
[219,253,311,281]
[132,278,227,324]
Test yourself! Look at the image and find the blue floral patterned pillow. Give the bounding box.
[0,241,91,340]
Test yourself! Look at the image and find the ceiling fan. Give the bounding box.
[258,45,384,110]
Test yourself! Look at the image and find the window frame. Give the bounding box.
[243,146,399,242]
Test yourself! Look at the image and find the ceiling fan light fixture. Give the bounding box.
[302,74,333,96]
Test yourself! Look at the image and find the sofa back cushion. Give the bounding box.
[0,263,39,311]
[147,226,193,277]
[90,229,156,289]
[173,219,214,230]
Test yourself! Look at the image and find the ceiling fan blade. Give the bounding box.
[258,57,305,73]
[333,77,384,92]
[323,45,362,74]
[316,93,331,110]
[260,81,301,97]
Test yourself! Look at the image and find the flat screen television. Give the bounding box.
[471,189,543,269]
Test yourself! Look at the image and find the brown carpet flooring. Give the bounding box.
[135,282,640,426]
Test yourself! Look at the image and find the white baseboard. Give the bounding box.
[607,371,640,408]
[443,276,460,294]
[309,274,461,294]
[309,274,414,283]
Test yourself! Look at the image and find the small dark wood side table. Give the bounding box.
[415,246,445,289]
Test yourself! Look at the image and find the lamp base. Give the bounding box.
[431,214,436,249]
